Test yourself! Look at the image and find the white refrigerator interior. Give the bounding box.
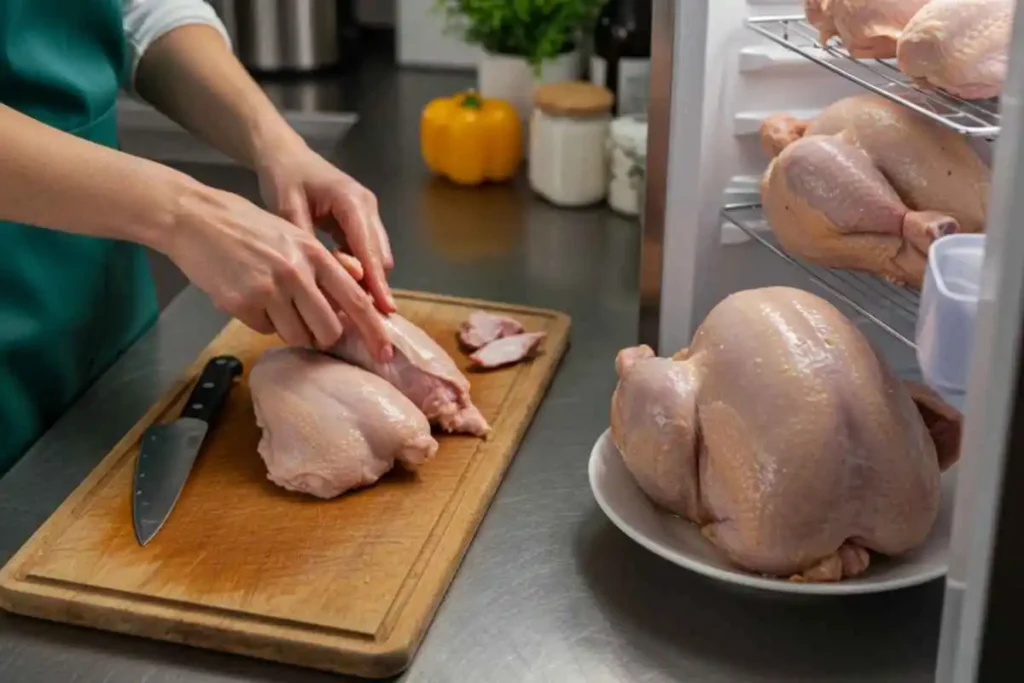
[644,0,1024,680]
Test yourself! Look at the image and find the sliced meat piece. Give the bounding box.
[330,313,490,436]
[469,332,547,370]
[458,310,525,350]
[250,347,439,499]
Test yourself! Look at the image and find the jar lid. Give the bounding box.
[611,115,648,153]
[533,81,613,117]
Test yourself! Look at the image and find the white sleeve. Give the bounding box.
[122,0,233,92]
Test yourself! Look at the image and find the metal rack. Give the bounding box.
[721,203,920,348]
[747,15,1001,138]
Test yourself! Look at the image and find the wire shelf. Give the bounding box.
[747,15,1001,138]
[721,203,920,348]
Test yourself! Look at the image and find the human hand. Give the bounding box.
[166,184,393,360]
[254,140,396,316]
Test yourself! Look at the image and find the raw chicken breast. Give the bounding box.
[805,0,932,59]
[469,332,546,369]
[330,313,490,436]
[898,0,1014,100]
[458,311,524,350]
[760,94,990,287]
[250,347,439,499]
[610,287,962,581]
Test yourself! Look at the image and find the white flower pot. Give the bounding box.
[478,51,580,154]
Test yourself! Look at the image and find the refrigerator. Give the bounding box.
[641,1,1022,681]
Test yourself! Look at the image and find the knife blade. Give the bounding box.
[133,355,243,546]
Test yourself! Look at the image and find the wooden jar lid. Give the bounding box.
[533,81,613,117]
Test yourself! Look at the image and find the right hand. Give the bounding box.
[166,185,393,360]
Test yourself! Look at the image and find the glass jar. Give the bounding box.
[529,81,614,208]
[607,114,648,216]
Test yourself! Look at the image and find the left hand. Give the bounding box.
[255,141,396,316]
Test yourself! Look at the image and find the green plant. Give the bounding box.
[434,0,608,71]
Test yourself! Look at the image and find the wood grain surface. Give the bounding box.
[0,291,571,678]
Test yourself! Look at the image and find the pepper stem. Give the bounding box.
[461,90,482,109]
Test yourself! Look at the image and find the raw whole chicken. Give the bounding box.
[805,0,932,59]
[458,311,524,350]
[610,287,962,581]
[330,313,490,436]
[898,0,1014,100]
[469,332,547,369]
[760,94,990,287]
[250,347,439,499]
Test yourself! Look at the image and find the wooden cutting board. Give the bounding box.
[0,291,570,678]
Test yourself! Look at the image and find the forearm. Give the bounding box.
[0,104,202,252]
[134,24,305,169]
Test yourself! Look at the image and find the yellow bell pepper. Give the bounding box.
[420,90,523,186]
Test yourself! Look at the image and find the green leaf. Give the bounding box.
[435,0,609,69]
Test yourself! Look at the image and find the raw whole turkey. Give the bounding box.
[897,0,1014,100]
[805,0,932,58]
[250,347,439,499]
[610,287,962,581]
[760,94,990,288]
[330,313,490,436]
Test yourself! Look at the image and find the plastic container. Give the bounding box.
[916,234,986,401]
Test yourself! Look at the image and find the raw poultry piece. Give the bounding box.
[761,94,990,234]
[250,347,439,499]
[469,332,547,370]
[761,134,958,287]
[760,94,990,287]
[898,0,1014,100]
[330,313,490,436]
[805,0,932,59]
[610,287,962,582]
[458,310,524,350]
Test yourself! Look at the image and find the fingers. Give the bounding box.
[237,310,275,335]
[277,187,315,233]
[334,250,365,281]
[371,211,394,272]
[330,191,396,315]
[293,283,344,349]
[267,299,312,348]
[314,250,393,361]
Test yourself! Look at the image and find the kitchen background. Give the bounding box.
[124,0,649,309]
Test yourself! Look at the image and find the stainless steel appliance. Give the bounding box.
[212,0,344,73]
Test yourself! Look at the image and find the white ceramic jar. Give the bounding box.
[607,114,648,216]
[528,81,614,208]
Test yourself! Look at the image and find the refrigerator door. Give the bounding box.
[935,5,1024,682]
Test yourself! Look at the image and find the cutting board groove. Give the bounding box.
[0,291,570,678]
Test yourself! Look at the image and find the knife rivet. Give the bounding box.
[202,382,214,389]
[215,359,226,365]
[192,403,203,410]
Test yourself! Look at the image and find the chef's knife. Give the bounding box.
[133,355,243,546]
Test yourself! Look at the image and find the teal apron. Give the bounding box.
[0,0,159,474]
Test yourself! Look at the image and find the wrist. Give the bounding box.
[150,172,228,259]
[248,111,309,170]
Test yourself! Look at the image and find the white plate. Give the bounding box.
[588,428,954,595]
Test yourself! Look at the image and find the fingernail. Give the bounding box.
[382,343,394,361]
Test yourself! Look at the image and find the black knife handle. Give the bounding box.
[179,355,243,424]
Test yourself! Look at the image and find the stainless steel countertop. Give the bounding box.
[0,68,943,683]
